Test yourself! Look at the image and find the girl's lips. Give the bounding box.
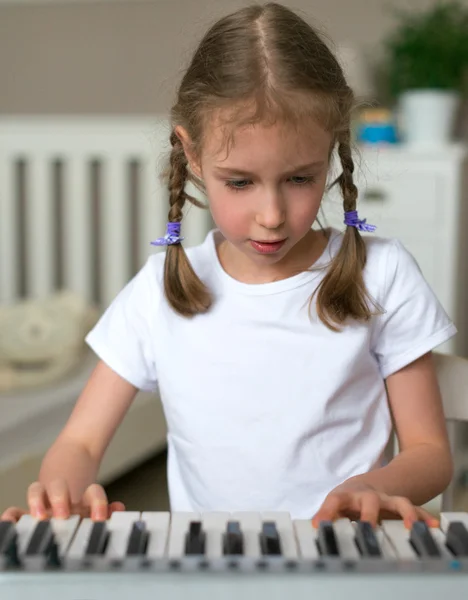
[250,239,286,254]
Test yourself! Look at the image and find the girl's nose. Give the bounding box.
[255,193,286,230]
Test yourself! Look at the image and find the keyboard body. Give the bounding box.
[1,510,468,600]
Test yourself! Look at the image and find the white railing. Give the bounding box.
[0,116,213,308]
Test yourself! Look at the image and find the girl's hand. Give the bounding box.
[311,480,439,529]
[0,479,125,523]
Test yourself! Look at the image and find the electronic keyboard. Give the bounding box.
[1,510,468,600]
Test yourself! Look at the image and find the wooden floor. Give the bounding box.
[104,450,468,516]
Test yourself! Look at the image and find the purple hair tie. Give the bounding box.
[344,210,376,233]
[151,222,184,246]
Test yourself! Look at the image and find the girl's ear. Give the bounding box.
[174,125,203,179]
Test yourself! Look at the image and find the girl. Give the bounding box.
[1,2,455,528]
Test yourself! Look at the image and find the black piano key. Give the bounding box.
[317,521,340,556]
[126,521,149,556]
[0,521,20,566]
[0,521,17,554]
[46,541,62,567]
[223,521,244,555]
[85,521,109,556]
[354,521,382,557]
[259,521,282,556]
[25,520,55,556]
[410,521,441,557]
[185,521,206,555]
[445,521,468,557]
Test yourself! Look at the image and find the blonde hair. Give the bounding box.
[161,2,379,330]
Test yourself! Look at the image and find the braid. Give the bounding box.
[313,131,380,330]
[162,131,212,316]
[168,130,188,223]
[337,133,358,213]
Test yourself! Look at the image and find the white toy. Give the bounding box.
[0,291,99,392]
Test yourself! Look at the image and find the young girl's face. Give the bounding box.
[179,112,332,282]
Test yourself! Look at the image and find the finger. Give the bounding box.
[27,482,49,519]
[46,479,72,520]
[107,501,126,517]
[82,484,109,521]
[358,492,381,528]
[388,497,419,528]
[416,507,440,528]
[312,493,349,527]
[0,507,27,522]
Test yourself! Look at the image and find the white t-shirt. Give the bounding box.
[85,228,456,518]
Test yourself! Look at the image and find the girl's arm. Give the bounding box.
[312,352,453,526]
[38,360,139,505]
[347,351,453,503]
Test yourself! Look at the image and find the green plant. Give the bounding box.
[383,1,468,98]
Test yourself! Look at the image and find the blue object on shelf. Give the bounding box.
[358,123,398,144]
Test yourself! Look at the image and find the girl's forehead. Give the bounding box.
[201,113,332,161]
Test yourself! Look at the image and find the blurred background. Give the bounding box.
[1,0,468,517]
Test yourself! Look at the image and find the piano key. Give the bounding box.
[67,519,99,561]
[0,521,20,567]
[425,526,454,559]
[126,521,148,556]
[354,521,382,557]
[141,512,170,560]
[440,511,468,533]
[230,512,262,558]
[167,513,200,559]
[15,515,39,556]
[317,521,340,556]
[25,520,55,556]
[49,515,81,558]
[262,512,297,558]
[85,521,108,556]
[409,521,441,558]
[381,520,418,560]
[223,521,244,556]
[331,519,360,559]
[259,522,282,556]
[293,520,320,559]
[185,521,206,555]
[105,512,142,559]
[201,512,230,559]
[445,522,468,557]
[373,527,398,559]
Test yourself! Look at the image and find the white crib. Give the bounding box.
[0,116,213,511]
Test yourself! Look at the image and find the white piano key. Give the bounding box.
[293,519,319,559]
[381,521,418,560]
[15,515,39,555]
[332,519,360,559]
[262,511,298,558]
[141,512,170,559]
[66,518,96,560]
[440,512,468,532]
[105,511,141,559]
[166,512,200,558]
[430,526,455,558]
[49,515,81,557]
[373,526,398,559]
[201,512,231,559]
[230,512,262,558]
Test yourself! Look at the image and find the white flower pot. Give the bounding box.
[398,90,460,146]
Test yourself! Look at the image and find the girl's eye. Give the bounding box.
[225,179,251,191]
[224,176,315,192]
[291,176,314,185]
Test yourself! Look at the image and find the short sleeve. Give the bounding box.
[85,257,159,392]
[371,239,457,379]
